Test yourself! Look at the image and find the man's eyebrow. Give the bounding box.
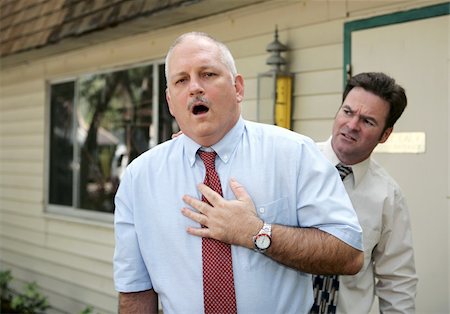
[172,65,217,76]
[171,71,187,78]
[342,104,353,111]
[362,115,379,125]
[342,104,379,124]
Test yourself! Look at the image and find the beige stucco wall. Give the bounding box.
[0,1,448,313]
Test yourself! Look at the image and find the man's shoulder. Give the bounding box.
[244,120,314,145]
[128,138,180,168]
[368,158,402,191]
[316,141,327,150]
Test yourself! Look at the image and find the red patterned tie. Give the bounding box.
[198,151,237,314]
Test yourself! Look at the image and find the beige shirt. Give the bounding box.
[318,138,418,314]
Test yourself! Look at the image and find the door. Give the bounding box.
[351,15,449,313]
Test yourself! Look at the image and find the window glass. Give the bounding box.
[48,62,177,214]
[49,81,75,207]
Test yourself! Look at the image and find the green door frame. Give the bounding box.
[343,2,449,85]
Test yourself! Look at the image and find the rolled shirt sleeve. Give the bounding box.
[113,165,153,293]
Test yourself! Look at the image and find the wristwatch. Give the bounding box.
[253,222,272,253]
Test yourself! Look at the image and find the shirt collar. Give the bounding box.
[181,116,245,167]
[323,137,370,187]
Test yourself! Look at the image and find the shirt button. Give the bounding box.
[259,207,265,214]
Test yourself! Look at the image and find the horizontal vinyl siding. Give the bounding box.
[0,73,116,312]
[2,252,116,314]
[0,212,115,312]
[0,80,46,214]
[217,6,346,138]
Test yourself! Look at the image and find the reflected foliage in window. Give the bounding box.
[49,63,177,214]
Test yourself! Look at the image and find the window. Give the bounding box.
[48,63,177,215]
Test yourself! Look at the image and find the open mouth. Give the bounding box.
[192,104,209,115]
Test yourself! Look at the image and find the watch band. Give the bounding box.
[253,222,272,252]
[260,223,272,235]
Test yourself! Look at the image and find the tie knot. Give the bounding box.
[198,151,217,170]
[336,163,352,181]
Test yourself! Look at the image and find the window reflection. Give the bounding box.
[77,67,153,212]
[49,63,177,214]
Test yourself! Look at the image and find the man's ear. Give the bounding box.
[234,74,244,103]
[379,127,393,143]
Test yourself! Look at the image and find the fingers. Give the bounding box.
[182,180,251,220]
[171,130,183,139]
[181,179,258,247]
[182,190,211,214]
[181,194,215,239]
[186,226,209,237]
[181,203,211,238]
[185,180,249,209]
[182,184,221,210]
[181,206,208,226]
[182,185,219,232]
[182,184,227,240]
[230,178,252,204]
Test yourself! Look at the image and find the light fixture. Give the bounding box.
[256,25,294,129]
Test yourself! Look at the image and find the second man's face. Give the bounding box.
[165,36,244,147]
[331,87,392,165]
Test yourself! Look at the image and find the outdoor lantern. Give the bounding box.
[256,26,294,129]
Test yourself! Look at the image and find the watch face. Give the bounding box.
[255,234,271,249]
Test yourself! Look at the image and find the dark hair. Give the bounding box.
[343,72,407,130]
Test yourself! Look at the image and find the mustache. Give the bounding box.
[187,96,210,111]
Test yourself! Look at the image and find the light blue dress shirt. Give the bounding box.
[114,117,362,314]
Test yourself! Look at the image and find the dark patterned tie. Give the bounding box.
[198,151,237,314]
[336,163,353,181]
[310,163,352,314]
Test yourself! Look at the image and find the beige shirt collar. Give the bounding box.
[322,137,370,187]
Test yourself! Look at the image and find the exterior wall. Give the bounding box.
[447,8,450,303]
[0,0,448,313]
